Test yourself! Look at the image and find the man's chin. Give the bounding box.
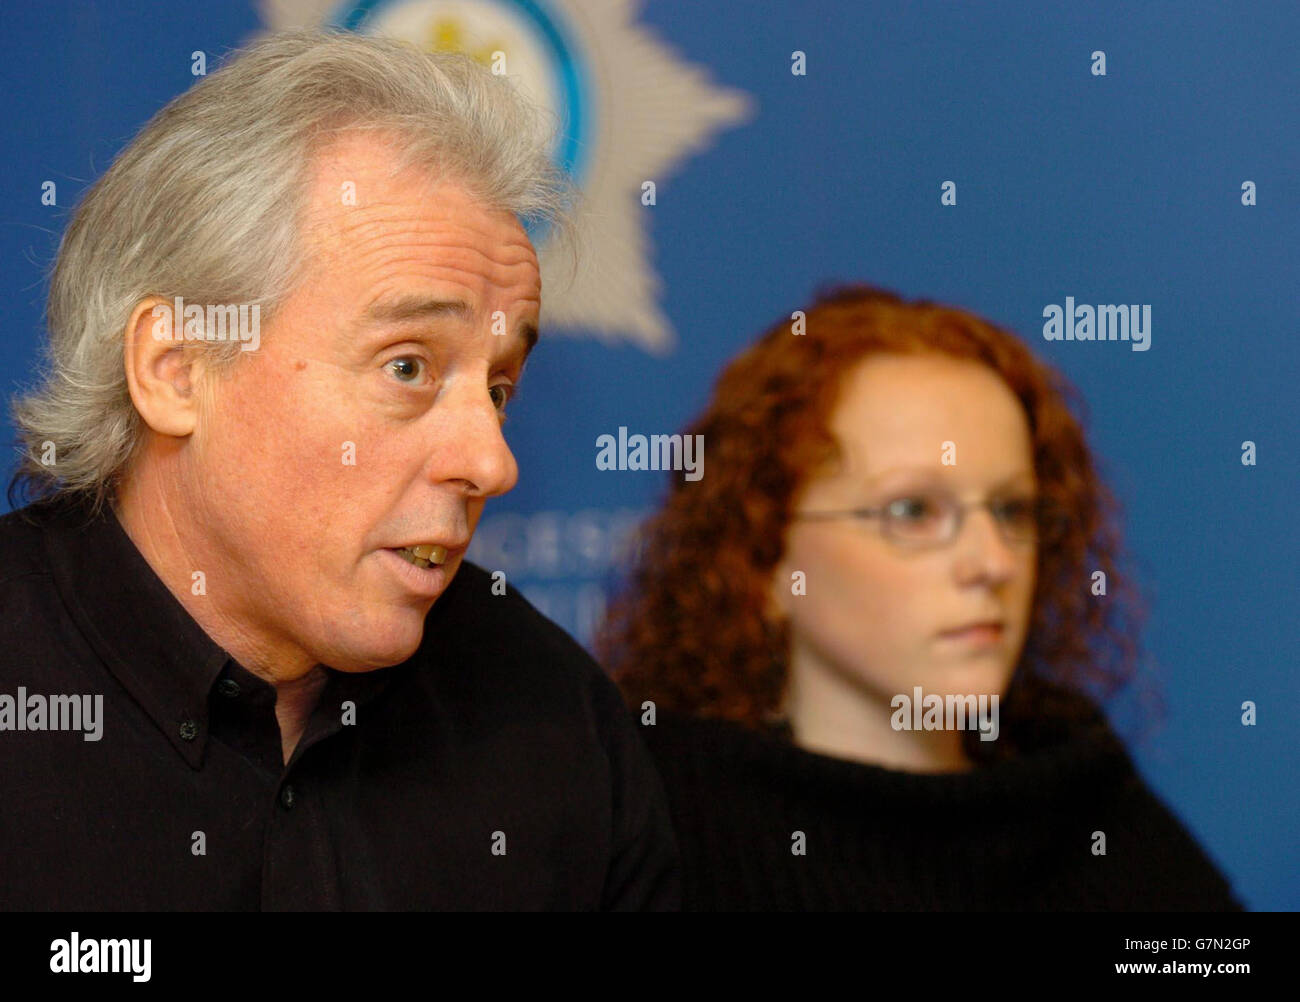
[325,633,425,673]
[314,603,430,672]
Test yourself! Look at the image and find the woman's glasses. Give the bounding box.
[793,491,1069,549]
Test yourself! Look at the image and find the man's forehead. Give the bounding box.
[300,132,538,264]
[303,181,535,258]
[296,205,540,317]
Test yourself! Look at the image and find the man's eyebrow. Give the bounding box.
[361,294,539,357]
[363,295,471,325]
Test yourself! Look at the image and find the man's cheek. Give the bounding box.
[282,430,359,485]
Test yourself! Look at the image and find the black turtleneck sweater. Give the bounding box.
[638,690,1241,911]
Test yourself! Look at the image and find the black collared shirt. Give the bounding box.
[0,494,680,910]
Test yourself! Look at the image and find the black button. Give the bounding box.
[178,720,198,741]
[280,785,296,810]
[216,679,241,698]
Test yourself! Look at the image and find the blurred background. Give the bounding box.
[1,0,1295,908]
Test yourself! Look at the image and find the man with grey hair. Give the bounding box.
[0,30,679,910]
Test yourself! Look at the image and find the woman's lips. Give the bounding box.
[938,623,1005,645]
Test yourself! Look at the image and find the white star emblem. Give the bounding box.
[259,0,754,354]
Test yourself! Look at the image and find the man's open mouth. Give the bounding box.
[392,544,449,570]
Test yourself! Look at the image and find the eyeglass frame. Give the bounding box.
[790,491,1070,549]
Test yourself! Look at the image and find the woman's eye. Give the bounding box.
[387,357,425,383]
[994,497,1037,525]
[887,496,939,521]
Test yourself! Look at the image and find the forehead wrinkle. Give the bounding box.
[328,226,540,296]
[331,210,537,258]
[304,193,539,282]
[317,189,536,246]
[363,264,541,311]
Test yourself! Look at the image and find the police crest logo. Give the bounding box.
[259,0,754,353]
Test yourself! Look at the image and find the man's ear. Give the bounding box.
[123,296,202,438]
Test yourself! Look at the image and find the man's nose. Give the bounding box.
[429,383,518,498]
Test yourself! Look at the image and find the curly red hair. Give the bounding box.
[596,284,1152,757]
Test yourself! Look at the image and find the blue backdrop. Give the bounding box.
[1,0,1295,909]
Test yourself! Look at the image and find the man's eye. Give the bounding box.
[387,357,425,383]
[489,383,514,411]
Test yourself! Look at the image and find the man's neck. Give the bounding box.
[112,472,327,764]
[112,471,318,682]
[275,668,330,764]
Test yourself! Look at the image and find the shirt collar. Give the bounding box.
[38,494,392,769]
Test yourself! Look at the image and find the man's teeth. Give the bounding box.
[396,544,448,569]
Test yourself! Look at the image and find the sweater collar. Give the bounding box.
[664,690,1132,809]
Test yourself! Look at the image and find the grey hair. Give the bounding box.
[9,29,575,514]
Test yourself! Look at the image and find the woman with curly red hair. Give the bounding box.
[597,284,1239,910]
